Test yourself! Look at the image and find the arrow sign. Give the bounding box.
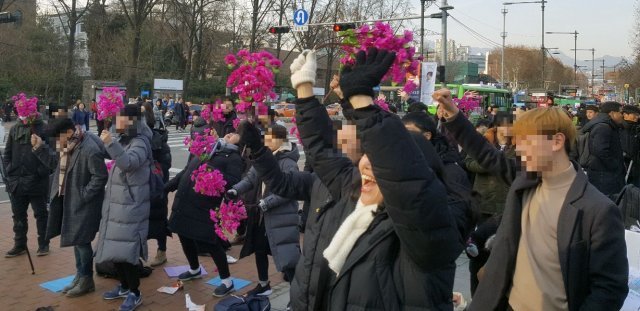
[294,9,309,26]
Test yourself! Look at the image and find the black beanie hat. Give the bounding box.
[585,105,599,112]
[600,102,622,114]
[268,124,288,140]
[122,104,141,117]
[622,105,640,115]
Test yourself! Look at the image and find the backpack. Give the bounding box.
[576,131,591,168]
[214,295,270,311]
[95,259,153,278]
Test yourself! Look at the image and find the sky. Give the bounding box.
[416,0,636,59]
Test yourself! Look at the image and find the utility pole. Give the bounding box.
[546,30,579,85]
[420,0,426,59]
[501,6,508,88]
[440,0,453,83]
[591,48,595,95]
[541,0,545,88]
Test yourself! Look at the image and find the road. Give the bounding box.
[0,120,302,203]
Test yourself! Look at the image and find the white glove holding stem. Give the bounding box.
[290,50,317,89]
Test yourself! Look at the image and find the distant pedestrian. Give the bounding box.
[95,105,152,311]
[34,118,108,297]
[72,102,91,132]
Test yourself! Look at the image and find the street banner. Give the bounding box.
[420,62,438,105]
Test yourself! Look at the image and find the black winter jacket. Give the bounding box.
[581,113,626,195]
[444,112,628,311]
[167,141,243,244]
[214,111,237,137]
[621,120,640,186]
[148,128,172,240]
[290,97,461,310]
[3,118,52,196]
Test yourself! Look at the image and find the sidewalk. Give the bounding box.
[0,195,471,310]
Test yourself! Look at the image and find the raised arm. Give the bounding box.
[103,133,149,173]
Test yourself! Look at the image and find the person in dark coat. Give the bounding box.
[214,97,238,137]
[72,102,91,132]
[95,105,152,311]
[166,134,243,298]
[33,118,108,297]
[621,105,640,187]
[434,88,629,311]
[229,124,301,297]
[580,101,626,196]
[142,102,172,267]
[3,114,52,257]
[279,49,461,310]
[174,99,187,132]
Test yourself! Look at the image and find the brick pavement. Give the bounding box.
[0,193,289,311]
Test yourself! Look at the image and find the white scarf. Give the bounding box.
[323,200,378,275]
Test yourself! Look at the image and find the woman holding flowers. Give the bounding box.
[166,131,244,298]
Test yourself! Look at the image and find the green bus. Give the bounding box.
[429,84,512,114]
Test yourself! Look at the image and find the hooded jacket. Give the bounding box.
[580,113,626,195]
[234,143,301,272]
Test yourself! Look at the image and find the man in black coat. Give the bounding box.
[621,105,640,187]
[435,89,628,311]
[3,115,53,257]
[580,101,626,196]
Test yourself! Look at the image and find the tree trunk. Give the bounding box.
[250,0,258,52]
[62,9,78,105]
[127,26,142,100]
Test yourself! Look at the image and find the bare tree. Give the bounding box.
[118,0,161,98]
[51,0,91,103]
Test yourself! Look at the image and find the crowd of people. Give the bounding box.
[1,47,636,311]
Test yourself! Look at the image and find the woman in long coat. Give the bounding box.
[94,105,152,311]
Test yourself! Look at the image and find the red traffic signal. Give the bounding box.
[269,26,290,34]
[332,23,356,32]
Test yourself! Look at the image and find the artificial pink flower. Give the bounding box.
[11,93,39,124]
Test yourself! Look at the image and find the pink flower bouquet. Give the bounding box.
[225,50,281,116]
[97,87,125,122]
[11,93,40,124]
[210,200,248,241]
[190,164,227,197]
[183,129,218,161]
[338,22,420,93]
[201,100,225,123]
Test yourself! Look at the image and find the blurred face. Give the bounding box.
[496,126,512,145]
[222,101,234,114]
[264,133,284,152]
[337,124,362,163]
[116,115,135,132]
[223,133,239,145]
[609,110,624,125]
[515,133,565,173]
[78,103,85,110]
[586,110,596,120]
[436,104,445,119]
[359,154,383,206]
[55,129,75,151]
[624,112,640,123]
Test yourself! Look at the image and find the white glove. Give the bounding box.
[290,50,317,89]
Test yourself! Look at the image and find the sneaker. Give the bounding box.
[226,254,238,264]
[37,245,50,256]
[246,282,272,296]
[212,282,235,297]
[103,285,130,300]
[149,250,167,267]
[5,246,26,258]
[178,269,202,281]
[119,292,142,311]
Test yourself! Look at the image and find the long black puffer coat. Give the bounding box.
[581,113,626,195]
[294,97,461,310]
[148,128,172,240]
[167,140,243,244]
[234,144,301,272]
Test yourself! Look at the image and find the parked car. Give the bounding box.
[326,103,342,116]
[275,103,295,118]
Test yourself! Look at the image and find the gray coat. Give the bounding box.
[94,122,153,265]
[234,144,301,272]
[34,133,108,247]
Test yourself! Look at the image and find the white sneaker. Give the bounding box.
[226,254,238,264]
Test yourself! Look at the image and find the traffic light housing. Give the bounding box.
[268,26,290,34]
[332,23,356,32]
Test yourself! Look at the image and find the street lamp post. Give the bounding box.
[546,31,579,85]
[572,48,596,95]
[501,6,508,88]
[503,1,547,88]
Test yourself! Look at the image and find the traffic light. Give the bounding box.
[0,10,21,25]
[332,23,356,32]
[268,26,290,34]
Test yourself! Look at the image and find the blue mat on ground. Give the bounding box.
[206,277,252,291]
[40,275,75,293]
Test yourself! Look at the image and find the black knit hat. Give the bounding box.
[268,124,288,140]
[622,105,640,115]
[600,102,622,114]
[121,104,141,117]
[585,105,599,112]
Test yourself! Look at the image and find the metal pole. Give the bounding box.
[541,0,545,88]
[501,7,507,87]
[591,48,595,96]
[573,31,578,85]
[420,0,425,59]
[602,59,605,89]
[441,0,448,69]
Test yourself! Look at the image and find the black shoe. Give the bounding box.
[5,246,26,258]
[178,269,202,281]
[37,245,50,256]
[246,282,272,296]
[212,282,235,297]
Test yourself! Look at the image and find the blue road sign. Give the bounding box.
[294,9,309,26]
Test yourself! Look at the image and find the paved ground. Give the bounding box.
[0,117,473,310]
